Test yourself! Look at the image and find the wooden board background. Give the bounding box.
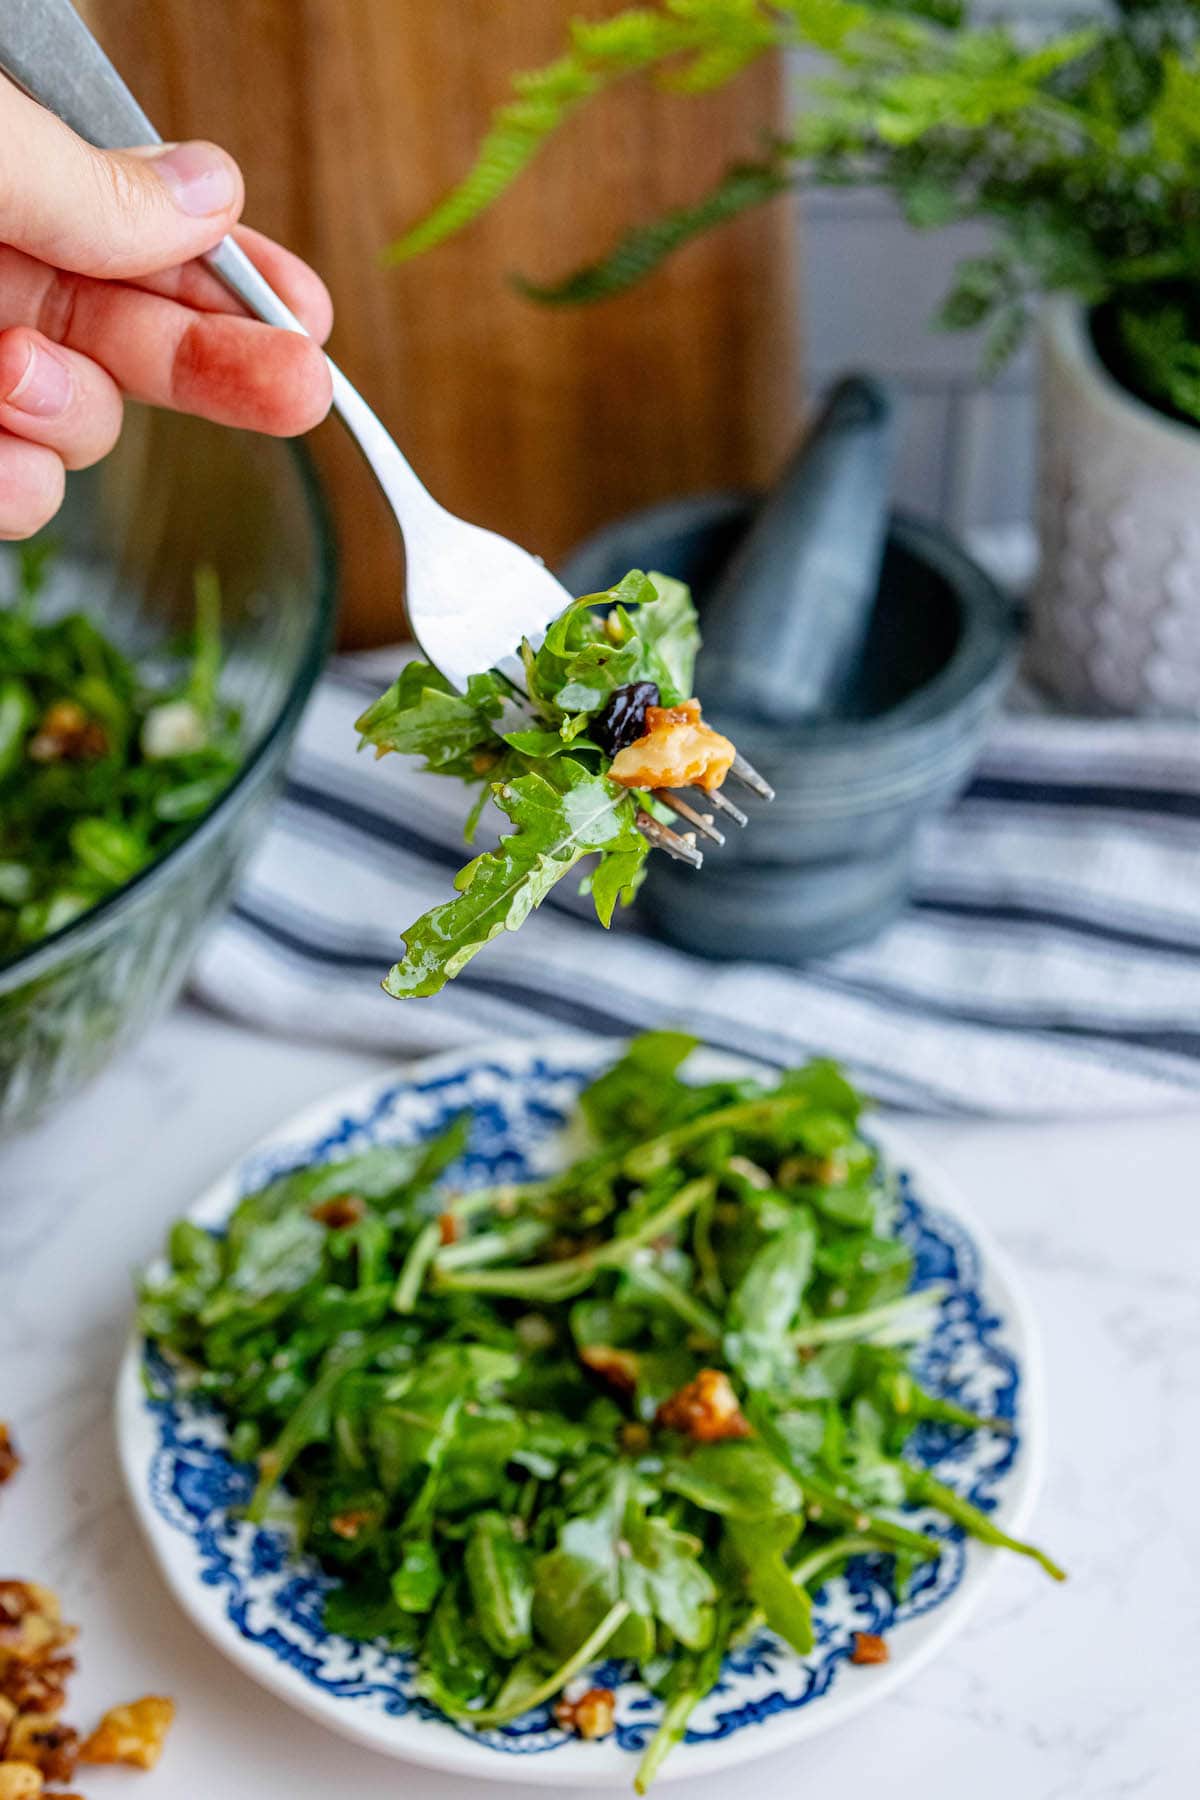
[80,1,803,644]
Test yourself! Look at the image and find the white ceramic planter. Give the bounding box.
[1029,297,1200,715]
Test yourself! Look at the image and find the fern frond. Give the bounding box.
[382,55,607,264]
[656,0,780,91]
[383,2,790,265]
[512,153,796,304]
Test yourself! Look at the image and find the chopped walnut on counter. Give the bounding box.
[3,1716,78,1785]
[0,1762,45,1799]
[0,1585,76,1670]
[554,1686,616,1740]
[0,1430,18,1491]
[79,1697,175,1772]
[608,699,735,793]
[0,1560,174,1795]
[0,1584,80,1796]
[656,1368,751,1441]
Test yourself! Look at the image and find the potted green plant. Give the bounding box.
[388,0,1200,716]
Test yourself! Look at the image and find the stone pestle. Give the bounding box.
[696,375,897,725]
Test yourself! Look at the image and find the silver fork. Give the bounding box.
[1,0,774,869]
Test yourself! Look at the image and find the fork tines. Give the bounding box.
[659,792,725,846]
[729,752,775,802]
[636,809,704,869]
[704,787,749,829]
[636,749,773,868]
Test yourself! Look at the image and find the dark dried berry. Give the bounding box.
[593,681,660,756]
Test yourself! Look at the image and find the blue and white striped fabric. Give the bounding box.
[192,645,1200,1117]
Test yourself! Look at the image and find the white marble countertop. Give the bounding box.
[2,1002,1197,1800]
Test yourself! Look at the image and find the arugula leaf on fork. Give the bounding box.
[356,569,715,996]
[382,759,649,997]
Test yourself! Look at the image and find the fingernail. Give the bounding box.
[150,141,239,217]
[7,342,73,419]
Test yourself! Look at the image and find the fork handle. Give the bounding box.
[0,0,158,150]
[0,0,307,337]
[0,0,441,532]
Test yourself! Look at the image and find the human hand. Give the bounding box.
[0,77,334,540]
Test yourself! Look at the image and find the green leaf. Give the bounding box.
[635,572,703,702]
[661,1440,804,1521]
[324,1576,419,1646]
[724,1516,814,1655]
[355,661,500,769]
[587,845,647,926]
[419,1584,500,1709]
[188,565,223,720]
[581,1030,700,1141]
[68,817,148,886]
[623,1512,717,1651]
[465,1511,535,1657]
[533,1467,654,1661]
[726,1211,816,1385]
[217,1209,328,1310]
[0,678,34,780]
[383,763,647,997]
[391,1537,444,1613]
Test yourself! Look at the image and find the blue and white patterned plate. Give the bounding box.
[116,1037,1046,1787]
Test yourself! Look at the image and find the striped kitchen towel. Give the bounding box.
[191,643,1200,1117]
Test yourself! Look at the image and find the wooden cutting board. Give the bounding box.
[79,0,803,644]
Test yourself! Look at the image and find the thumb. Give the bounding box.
[0,78,243,280]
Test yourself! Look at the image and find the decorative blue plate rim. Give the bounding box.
[115,1034,1046,1788]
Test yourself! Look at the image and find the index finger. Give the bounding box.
[136,228,335,344]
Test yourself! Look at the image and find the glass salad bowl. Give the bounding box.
[0,405,335,1135]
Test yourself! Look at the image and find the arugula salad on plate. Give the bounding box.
[139,1033,1062,1793]
[355,571,736,997]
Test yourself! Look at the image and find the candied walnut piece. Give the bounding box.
[329,1508,376,1542]
[656,1369,751,1442]
[26,701,108,765]
[554,1687,616,1740]
[0,1765,43,1800]
[850,1631,889,1665]
[309,1193,366,1229]
[0,1426,19,1489]
[777,1152,846,1189]
[607,698,735,794]
[0,1586,74,1669]
[79,1696,174,1771]
[579,1345,639,1395]
[4,1716,78,1785]
[0,1656,75,1717]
